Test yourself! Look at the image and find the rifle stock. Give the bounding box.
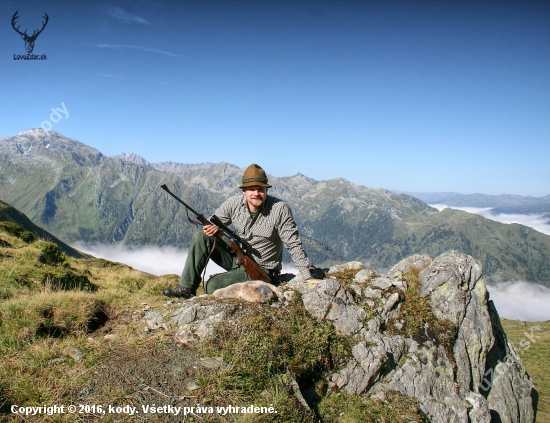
[161,184,271,283]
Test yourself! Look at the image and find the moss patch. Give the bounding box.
[316,391,428,422]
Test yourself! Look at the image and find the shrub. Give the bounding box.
[37,242,66,265]
[0,222,35,243]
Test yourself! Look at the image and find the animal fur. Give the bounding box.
[212,281,283,303]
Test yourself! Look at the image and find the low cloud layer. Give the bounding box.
[73,243,548,322]
[73,243,298,279]
[74,242,224,277]
[486,281,550,322]
[430,204,550,236]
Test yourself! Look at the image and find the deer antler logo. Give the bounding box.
[11,11,49,54]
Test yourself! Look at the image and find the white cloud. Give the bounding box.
[72,242,298,278]
[430,204,550,235]
[106,6,150,25]
[486,281,550,322]
[94,44,178,58]
[73,242,223,277]
[96,73,123,79]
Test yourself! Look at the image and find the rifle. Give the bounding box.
[160,184,270,283]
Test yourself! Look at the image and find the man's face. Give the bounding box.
[242,186,267,211]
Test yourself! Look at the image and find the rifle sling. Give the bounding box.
[201,238,217,293]
[185,207,202,227]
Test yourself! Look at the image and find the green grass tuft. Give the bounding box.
[317,391,428,422]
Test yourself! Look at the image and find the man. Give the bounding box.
[163,163,321,298]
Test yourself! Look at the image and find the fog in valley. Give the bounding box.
[431,204,550,236]
[74,242,299,280]
[485,281,550,322]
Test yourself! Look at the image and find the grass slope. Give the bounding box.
[0,200,86,259]
[0,220,176,420]
[0,220,430,422]
[501,319,550,423]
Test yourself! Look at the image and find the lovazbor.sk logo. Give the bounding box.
[11,10,49,60]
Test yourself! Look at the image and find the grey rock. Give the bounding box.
[383,292,400,313]
[366,318,380,332]
[326,303,366,321]
[330,343,387,395]
[361,329,384,346]
[349,284,362,296]
[65,346,84,362]
[370,391,386,401]
[302,279,354,320]
[391,279,407,292]
[483,301,536,423]
[195,311,225,340]
[286,277,317,294]
[333,316,363,336]
[465,392,491,423]
[172,302,236,346]
[386,254,432,280]
[169,304,199,327]
[187,382,200,391]
[302,291,332,319]
[144,311,164,330]
[317,279,348,301]
[199,357,229,369]
[370,277,392,290]
[328,261,363,273]
[353,268,377,284]
[154,253,536,423]
[363,287,382,299]
[328,251,536,423]
[282,373,311,411]
[282,290,296,302]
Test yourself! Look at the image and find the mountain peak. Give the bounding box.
[116,153,151,166]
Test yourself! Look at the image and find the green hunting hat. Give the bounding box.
[239,164,272,189]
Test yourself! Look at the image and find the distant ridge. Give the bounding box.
[0,199,88,258]
[395,190,550,208]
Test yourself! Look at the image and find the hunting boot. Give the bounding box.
[162,286,195,299]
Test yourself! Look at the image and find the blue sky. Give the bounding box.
[1,0,549,196]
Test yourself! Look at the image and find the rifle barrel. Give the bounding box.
[160,184,201,217]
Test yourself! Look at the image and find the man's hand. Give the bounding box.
[203,224,219,237]
[307,278,323,284]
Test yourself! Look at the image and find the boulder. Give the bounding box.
[155,250,536,422]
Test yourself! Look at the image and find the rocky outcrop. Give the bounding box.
[154,250,537,423]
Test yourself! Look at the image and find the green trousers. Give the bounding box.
[179,231,251,294]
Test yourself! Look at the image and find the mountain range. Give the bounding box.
[396,190,550,208]
[1,129,549,286]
